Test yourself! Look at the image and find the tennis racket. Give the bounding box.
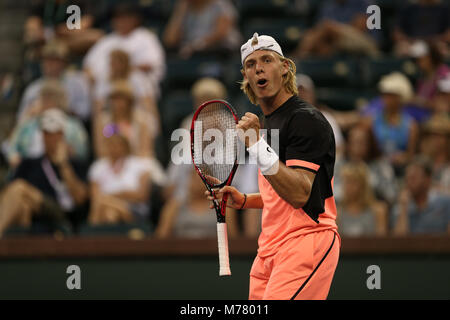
[190,99,239,276]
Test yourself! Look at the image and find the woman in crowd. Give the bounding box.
[334,124,398,206]
[92,81,153,158]
[93,49,160,135]
[337,162,388,237]
[155,167,238,238]
[88,134,152,225]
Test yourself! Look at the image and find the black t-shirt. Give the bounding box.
[263,95,336,222]
[11,156,87,205]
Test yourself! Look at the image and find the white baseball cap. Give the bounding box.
[40,108,66,133]
[409,40,429,58]
[437,75,450,93]
[240,32,283,65]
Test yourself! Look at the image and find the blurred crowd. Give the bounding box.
[0,0,449,239]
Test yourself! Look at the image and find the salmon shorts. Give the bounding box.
[249,229,340,300]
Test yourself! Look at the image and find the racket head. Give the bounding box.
[190,99,240,219]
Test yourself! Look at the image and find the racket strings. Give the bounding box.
[193,102,238,186]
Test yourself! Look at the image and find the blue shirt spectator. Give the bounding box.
[393,157,450,235]
[393,192,450,234]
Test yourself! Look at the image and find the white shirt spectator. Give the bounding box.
[83,27,165,97]
[88,156,167,194]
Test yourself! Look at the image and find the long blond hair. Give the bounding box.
[240,53,298,105]
[341,161,375,208]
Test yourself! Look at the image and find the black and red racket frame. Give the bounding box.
[190,99,240,223]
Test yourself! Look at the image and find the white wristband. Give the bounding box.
[247,137,279,175]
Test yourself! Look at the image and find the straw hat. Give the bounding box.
[378,72,413,103]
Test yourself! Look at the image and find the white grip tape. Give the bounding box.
[247,138,279,175]
[217,222,231,276]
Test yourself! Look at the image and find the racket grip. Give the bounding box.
[217,222,231,276]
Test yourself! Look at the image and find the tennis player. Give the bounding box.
[207,33,340,300]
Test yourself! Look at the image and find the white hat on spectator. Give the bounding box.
[192,77,227,101]
[41,108,66,133]
[409,40,429,58]
[241,32,283,65]
[378,72,413,103]
[296,73,315,91]
[437,75,450,93]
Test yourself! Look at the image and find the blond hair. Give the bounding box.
[39,79,68,111]
[191,77,227,102]
[240,54,298,105]
[341,161,375,207]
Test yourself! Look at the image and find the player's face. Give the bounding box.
[243,50,288,102]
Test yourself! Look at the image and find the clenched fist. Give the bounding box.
[236,112,260,148]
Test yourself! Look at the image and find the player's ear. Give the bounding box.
[241,68,247,80]
[281,59,289,77]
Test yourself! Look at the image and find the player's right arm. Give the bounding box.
[205,187,263,210]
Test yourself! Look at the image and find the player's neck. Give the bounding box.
[258,90,293,116]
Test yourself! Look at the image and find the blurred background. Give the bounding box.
[0,0,448,299]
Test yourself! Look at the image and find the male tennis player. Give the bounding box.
[207,33,340,300]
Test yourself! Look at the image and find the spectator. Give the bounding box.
[334,124,398,205]
[393,157,450,235]
[336,162,388,237]
[18,40,91,123]
[88,134,153,225]
[296,73,345,158]
[431,74,450,114]
[408,40,450,113]
[93,81,154,158]
[294,0,380,58]
[163,0,241,59]
[0,109,88,237]
[393,0,449,57]
[419,116,450,194]
[155,167,238,238]
[83,3,165,97]
[93,49,159,130]
[23,0,104,55]
[363,72,419,172]
[4,81,89,168]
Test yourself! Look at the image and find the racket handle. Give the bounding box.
[216,222,231,276]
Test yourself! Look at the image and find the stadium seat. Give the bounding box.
[159,89,193,135]
[243,18,307,52]
[164,56,226,91]
[361,57,419,87]
[315,87,377,111]
[236,0,291,20]
[296,57,360,88]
